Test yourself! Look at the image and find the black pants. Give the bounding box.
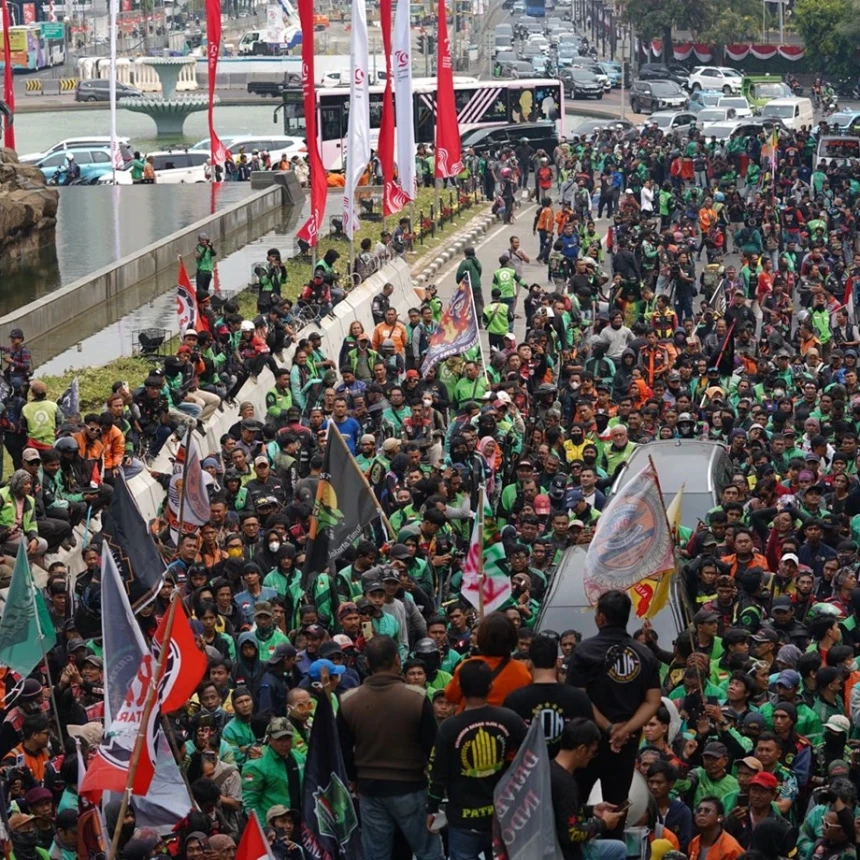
[36,517,72,551]
[196,270,212,293]
[575,730,641,806]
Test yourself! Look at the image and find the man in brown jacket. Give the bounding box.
[337,635,443,860]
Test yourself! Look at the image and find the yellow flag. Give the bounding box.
[630,486,684,619]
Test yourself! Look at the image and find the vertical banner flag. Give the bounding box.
[380,0,406,214]
[583,463,675,606]
[434,0,463,178]
[176,259,199,332]
[421,272,479,374]
[57,377,80,419]
[492,720,562,860]
[301,425,380,591]
[296,0,327,246]
[461,488,512,616]
[205,0,227,169]
[300,692,362,860]
[167,434,213,542]
[108,0,122,170]
[1,0,15,150]
[342,0,370,238]
[393,0,416,201]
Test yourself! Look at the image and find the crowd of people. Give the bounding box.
[5,104,860,860]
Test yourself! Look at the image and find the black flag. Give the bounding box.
[301,424,379,591]
[98,472,166,611]
[300,691,362,860]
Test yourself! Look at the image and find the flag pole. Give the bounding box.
[464,271,490,388]
[476,485,485,620]
[107,593,181,860]
[330,422,397,541]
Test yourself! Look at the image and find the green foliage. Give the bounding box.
[793,0,855,76]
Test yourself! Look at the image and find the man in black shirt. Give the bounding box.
[427,660,526,859]
[566,590,662,805]
[550,718,627,860]
[504,634,592,757]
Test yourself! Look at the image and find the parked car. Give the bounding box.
[562,68,604,99]
[717,95,753,118]
[19,136,132,165]
[106,148,210,185]
[686,65,743,94]
[637,63,688,85]
[629,79,688,114]
[643,110,698,139]
[597,61,622,87]
[460,121,558,155]
[36,147,116,183]
[75,79,143,102]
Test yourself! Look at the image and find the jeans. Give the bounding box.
[448,827,493,860]
[538,228,552,262]
[359,790,444,860]
[501,297,515,331]
[583,839,628,860]
[674,294,694,323]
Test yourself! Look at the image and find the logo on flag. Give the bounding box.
[313,773,359,842]
[421,273,480,374]
[176,258,198,331]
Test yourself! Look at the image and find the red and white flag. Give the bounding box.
[380,0,406,215]
[392,0,415,201]
[434,0,463,179]
[296,0,328,246]
[80,599,206,798]
[460,489,511,615]
[237,812,276,860]
[176,259,198,332]
[342,0,371,238]
[205,0,227,168]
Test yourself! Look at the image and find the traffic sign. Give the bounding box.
[40,22,65,38]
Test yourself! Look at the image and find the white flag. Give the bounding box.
[393,0,416,201]
[342,0,371,238]
[108,0,123,170]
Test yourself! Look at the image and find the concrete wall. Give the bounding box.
[0,184,289,345]
[58,255,418,573]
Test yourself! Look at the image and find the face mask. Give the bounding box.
[227,547,243,558]
[848,660,858,672]
[269,542,280,553]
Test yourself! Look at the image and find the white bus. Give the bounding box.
[280,76,564,170]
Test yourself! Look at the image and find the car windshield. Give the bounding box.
[572,72,596,82]
[750,82,791,100]
[720,68,742,78]
[720,98,748,109]
[649,114,675,128]
[698,109,727,122]
[651,82,682,95]
[761,104,795,118]
[829,113,857,128]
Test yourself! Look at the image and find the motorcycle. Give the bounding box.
[835,77,860,99]
[822,90,839,117]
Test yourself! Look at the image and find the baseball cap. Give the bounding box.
[389,543,411,561]
[752,628,779,643]
[254,601,274,618]
[21,448,41,463]
[8,814,34,831]
[776,669,801,689]
[749,771,778,790]
[266,805,291,825]
[829,759,851,776]
[267,643,297,664]
[363,579,384,593]
[303,624,325,638]
[333,634,355,649]
[405,370,420,380]
[780,553,799,565]
[737,756,763,772]
[702,742,728,758]
[254,455,270,467]
[826,714,851,734]
[382,438,402,454]
[82,654,103,669]
[693,608,719,624]
[309,658,347,680]
[701,532,718,546]
[772,595,793,611]
[534,494,551,515]
[266,717,294,739]
[337,602,359,621]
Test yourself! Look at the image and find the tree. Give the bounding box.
[793,0,854,76]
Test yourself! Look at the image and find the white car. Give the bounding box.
[698,119,743,143]
[696,107,737,127]
[189,134,306,161]
[103,149,210,185]
[686,66,743,95]
[527,34,550,53]
[717,95,752,118]
[19,136,131,165]
[643,110,697,139]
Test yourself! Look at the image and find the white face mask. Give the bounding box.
[269,542,280,553]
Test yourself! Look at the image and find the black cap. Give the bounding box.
[693,608,719,625]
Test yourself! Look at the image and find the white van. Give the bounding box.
[816,135,860,168]
[759,96,814,131]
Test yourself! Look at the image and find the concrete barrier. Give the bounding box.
[0,183,292,346]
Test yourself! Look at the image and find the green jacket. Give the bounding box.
[240,745,305,821]
[456,256,483,292]
[222,716,257,769]
[0,487,39,540]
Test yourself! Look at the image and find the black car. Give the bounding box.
[637,63,688,86]
[75,79,144,103]
[629,79,689,114]
[562,68,603,100]
[460,122,559,155]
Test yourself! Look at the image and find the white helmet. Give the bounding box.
[65,151,75,160]
[240,320,255,332]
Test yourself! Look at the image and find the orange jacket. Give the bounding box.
[536,206,554,232]
[371,320,409,354]
[699,206,718,235]
[73,431,105,464]
[102,425,126,471]
[688,831,743,860]
[444,656,532,710]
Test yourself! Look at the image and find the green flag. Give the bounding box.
[0,543,50,676]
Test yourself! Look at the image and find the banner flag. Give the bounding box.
[421,273,479,374]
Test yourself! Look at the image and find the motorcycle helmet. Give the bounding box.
[55,436,79,454]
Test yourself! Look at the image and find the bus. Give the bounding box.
[280,77,564,170]
[525,0,546,16]
[0,23,65,71]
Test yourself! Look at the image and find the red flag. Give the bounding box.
[237,812,275,860]
[1,0,15,151]
[434,0,462,179]
[176,259,199,332]
[80,599,206,798]
[380,0,405,216]
[296,0,327,246]
[204,0,227,168]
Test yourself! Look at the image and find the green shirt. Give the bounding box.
[492,266,519,299]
